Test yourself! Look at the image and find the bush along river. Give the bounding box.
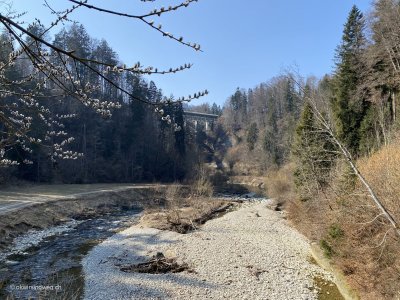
[0,207,142,300]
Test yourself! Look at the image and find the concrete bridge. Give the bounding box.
[183,111,219,131]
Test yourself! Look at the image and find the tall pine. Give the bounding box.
[332,5,368,155]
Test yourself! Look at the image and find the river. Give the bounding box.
[0,208,142,299]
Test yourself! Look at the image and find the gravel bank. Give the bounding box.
[83,201,334,300]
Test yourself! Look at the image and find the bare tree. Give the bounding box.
[368,0,400,122]
[290,73,400,237]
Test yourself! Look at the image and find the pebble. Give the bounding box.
[83,201,334,300]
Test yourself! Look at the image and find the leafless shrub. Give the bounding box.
[264,163,295,202]
[288,142,400,299]
[165,183,183,209]
[225,146,241,173]
[190,167,213,198]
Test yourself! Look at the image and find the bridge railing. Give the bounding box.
[183,111,219,131]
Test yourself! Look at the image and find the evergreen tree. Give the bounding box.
[91,39,119,97]
[332,5,368,155]
[293,103,336,200]
[247,122,259,151]
[211,103,222,116]
[230,88,248,128]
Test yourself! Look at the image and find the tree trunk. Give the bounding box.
[392,90,396,122]
[291,74,400,238]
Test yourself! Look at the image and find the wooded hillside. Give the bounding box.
[220,2,400,298]
[0,23,211,184]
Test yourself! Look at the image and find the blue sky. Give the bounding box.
[10,0,372,106]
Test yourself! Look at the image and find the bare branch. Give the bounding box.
[289,73,400,238]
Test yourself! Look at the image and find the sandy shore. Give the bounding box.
[83,201,334,300]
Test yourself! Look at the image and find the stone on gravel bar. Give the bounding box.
[83,202,335,300]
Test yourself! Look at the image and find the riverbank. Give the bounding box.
[0,184,168,251]
[83,200,340,300]
[0,184,233,299]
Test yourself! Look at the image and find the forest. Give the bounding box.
[0,22,223,184]
[220,2,400,299]
[1,0,400,299]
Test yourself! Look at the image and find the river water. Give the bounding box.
[0,208,142,300]
[0,186,269,300]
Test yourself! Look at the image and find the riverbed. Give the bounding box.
[0,208,142,299]
[0,188,346,300]
[83,200,343,300]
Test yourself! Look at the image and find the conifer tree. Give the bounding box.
[246,122,258,151]
[332,5,368,155]
[0,0,206,167]
[293,101,337,200]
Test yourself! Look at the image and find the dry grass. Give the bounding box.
[264,163,295,204]
[343,143,400,299]
[190,167,214,198]
[140,198,233,233]
[141,168,232,233]
[165,183,184,209]
[287,141,400,300]
[358,143,400,218]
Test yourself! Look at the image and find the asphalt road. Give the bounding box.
[0,184,163,215]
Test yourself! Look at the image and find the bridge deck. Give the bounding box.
[183,111,219,119]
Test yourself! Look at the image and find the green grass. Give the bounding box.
[328,224,344,239]
[320,239,334,258]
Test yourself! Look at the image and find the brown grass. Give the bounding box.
[165,183,184,208]
[286,141,400,300]
[140,198,233,233]
[141,171,231,234]
[358,143,400,218]
[190,167,214,198]
[264,163,296,205]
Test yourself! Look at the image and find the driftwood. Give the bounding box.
[120,252,190,274]
[167,202,234,234]
[193,203,234,225]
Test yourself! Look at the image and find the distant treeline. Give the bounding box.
[0,24,219,184]
[220,4,400,298]
[222,3,400,175]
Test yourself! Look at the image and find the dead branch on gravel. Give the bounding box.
[120,252,192,274]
